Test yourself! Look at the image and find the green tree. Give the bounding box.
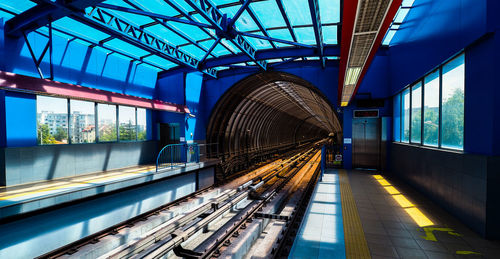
[100,127,117,142]
[37,123,56,144]
[53,126,68,142]
[119,121,136,141]
[442,88,464,148]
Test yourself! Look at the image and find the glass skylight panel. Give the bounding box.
[0,0,36,13]
[142,55,179,69]
[234,11,259,32]
[251,1,287,28]
[220,39,241,54]
[0,10,14,20]
[322,25,338,44]
[213,43,232,56]
[382,30,396,45]
[319,0,340,23]
[171,23,211,41]
[104,39,150,57]
[105,8,156,26]
[135,0,180,17]
[244,32,272,50]
[282,0,312,26]
[267,29,294,47]
[54,17,110,42]
[394,8,410,24]
[267,59,284,63]
[295,27,316,45]
[180,44,207,59]
[170,0,196,13]
[148,24,189,46]
[402,0,416,7]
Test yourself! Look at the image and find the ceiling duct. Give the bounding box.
[340,0,396,106]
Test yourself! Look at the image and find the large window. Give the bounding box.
[98,103,117,142]
[37,96,68,145]
[37,96,150,145]
[423,70,439,146]
[137,108,147,141]
[402,88,410,143]
[441,55,465,149]
[393,53,465,151]
[70,100,95,143]
[119,106,136,141]
[410,82,422,143]
[393,94,401,142]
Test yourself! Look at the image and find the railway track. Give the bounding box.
[40,146,322,259]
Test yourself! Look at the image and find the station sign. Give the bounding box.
[353,109,379,118]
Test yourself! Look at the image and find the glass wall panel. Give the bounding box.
[411,82,422,143]
[37,96,68,144]
[423,70,440,146]
[119,106,136,141]
[70,100,95,143]
[402,88,410,143]
[441,54,464,149]
[97,103,117,142]
[393,94,401,142]
[137,108,147,141]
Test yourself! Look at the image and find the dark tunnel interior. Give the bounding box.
[207,72,342,174]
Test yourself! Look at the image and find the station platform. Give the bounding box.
[290,169,500,258]
[0,160,218,220]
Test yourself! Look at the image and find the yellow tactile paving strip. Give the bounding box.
[0,165,157,201]
[339,169,371,259]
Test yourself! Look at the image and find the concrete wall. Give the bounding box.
[389,143,500,238]
[0,141,157,186]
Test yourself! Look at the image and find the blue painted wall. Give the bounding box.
[4,91,37,147]
[388,0,488,94]
[185,72,204,143]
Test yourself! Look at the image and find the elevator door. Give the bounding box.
[352,118,381,169]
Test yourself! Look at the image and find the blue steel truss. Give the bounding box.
[1,0,341,77]
[182,0,267,70]
[74,6,218,77]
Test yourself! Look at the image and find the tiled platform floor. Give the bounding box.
[289,170,346,259]
[348,170,500,259]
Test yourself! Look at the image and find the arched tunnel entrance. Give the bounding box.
[207,72,342,175]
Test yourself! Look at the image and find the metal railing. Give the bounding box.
[156,143,199,172]
[156,143,219,172]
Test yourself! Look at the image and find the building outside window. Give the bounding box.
[98,103,117,142]
[137,108,147,141]
[70,100,95,143]
[37,96,68,145]
[119,106,136,141]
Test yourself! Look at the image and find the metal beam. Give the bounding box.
[235,31,313,49]
[183,0,267,70]
[5,0,106,37]
[164,0,237,56]
[275,0,298,42]
[72,6,217,77]
[125,0,216,59]
[96,3,213,28]
[308,0,325,68]
[158,46,340,78]
[228,0,252,28]
[238,0,277,49]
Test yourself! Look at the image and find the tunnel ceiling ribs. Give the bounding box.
[207,72,341,167]
[2,0,340,77]
[339,0,402,106]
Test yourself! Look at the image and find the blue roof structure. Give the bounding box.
[0,0,341,77]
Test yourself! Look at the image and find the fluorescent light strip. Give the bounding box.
[372,175,434,227]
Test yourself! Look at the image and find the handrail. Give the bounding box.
[156,142,219,172]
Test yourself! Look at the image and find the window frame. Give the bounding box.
[392,52,465,152]
[36,96,150,145]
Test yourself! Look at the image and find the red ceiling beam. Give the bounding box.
[338,0,358,105]
[338,0,402,105]
[0,71,189,113]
